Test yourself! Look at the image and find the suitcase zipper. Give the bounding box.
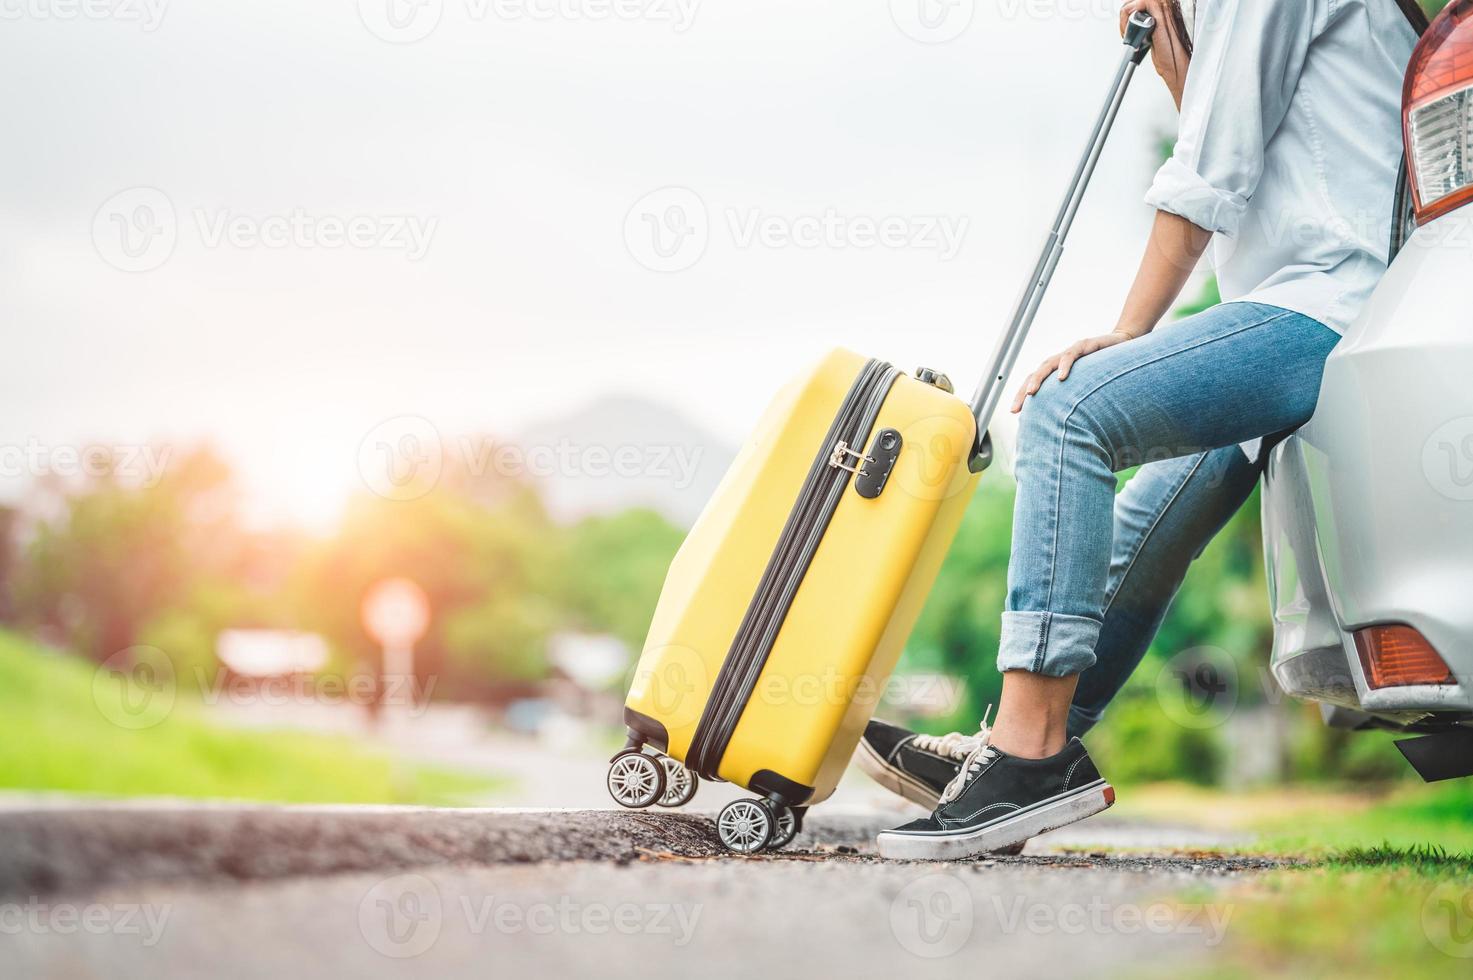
[687,358,901,779]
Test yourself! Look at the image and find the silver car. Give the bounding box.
[1262,3,1473,780]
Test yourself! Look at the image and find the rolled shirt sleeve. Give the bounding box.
[1144,0,1318,237]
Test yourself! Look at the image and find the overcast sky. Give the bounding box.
[0,0,1189,527]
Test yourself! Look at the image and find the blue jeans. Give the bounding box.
[993,302,1341,734]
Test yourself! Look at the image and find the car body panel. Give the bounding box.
[1263,207,1473,723]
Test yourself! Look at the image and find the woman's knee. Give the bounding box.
[1014,378,1077,462]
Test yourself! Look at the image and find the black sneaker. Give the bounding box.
[876,737,1114,861]
[854,719,979,809]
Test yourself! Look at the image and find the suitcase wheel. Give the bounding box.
[716,798,775,854]
[766,804,804,851]
[606,749,667,809]
[655,758,699,808]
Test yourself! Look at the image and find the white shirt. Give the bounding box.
[1144,0,1418,334]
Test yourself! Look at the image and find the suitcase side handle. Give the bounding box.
[966,11,1155,470]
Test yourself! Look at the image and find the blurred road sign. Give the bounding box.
[361,578,431,649]
[362,578,431,724]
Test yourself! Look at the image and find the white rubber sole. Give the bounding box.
[854,739,941,810]
[876,780,1115,861]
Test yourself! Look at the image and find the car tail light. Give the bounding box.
[1405,0,1473,223]
[1354,625,1453,688]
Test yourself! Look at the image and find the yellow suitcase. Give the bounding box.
[609,350,982,849]
[605,13,1158,853]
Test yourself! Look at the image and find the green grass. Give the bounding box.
[0,630,508,805]
[1221,829,1473,976]
[1327,843,1473,874]
[1182,866,1473,979]
[1120,782,1473,977]
[1255,780,1473,857]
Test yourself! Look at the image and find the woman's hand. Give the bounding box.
[1120,0,1192,109]
[1009,331,1137,414]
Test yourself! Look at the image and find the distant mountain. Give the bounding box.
[518,394,736,528]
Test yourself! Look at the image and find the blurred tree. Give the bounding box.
[0,506,16,625]
[549,508,685,654]
[904,484,1015,727]
[292,469,558,700]
[13,447,248,663]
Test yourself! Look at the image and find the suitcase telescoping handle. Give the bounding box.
[967,11,1156,461]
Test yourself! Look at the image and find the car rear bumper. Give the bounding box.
[1264,208,1473,720]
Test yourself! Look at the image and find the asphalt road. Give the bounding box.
[0,802,1282,979]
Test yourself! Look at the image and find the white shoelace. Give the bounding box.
[931,706,996,806]
[912,729,986,761]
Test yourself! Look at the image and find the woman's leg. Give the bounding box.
[1067,445,1265,738]
[876,303,1340,860]
[988,302,1339,757]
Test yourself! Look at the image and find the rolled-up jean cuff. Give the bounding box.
[997,611,1100,677]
